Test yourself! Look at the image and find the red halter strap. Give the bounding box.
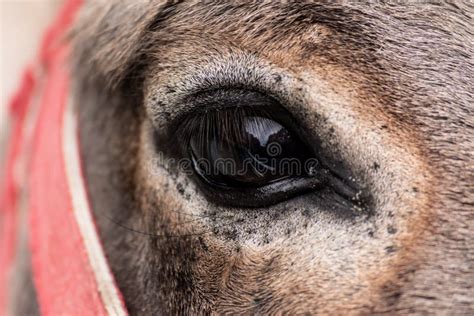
[0,1,127,314]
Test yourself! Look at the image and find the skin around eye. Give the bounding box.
[167,89,368,209]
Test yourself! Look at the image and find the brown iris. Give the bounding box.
[189,109,314,188]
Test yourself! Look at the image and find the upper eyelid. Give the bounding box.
[144,53,297,132]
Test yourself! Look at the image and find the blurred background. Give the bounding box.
[1,0,60,165]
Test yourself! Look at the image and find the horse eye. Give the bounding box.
[190,115,313,187]
[175,90,327,208]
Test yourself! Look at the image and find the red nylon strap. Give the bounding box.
[0,0,127,314]
[29,46,109,315]
[0,66,36,315]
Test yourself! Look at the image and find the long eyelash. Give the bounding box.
[175,105,275,154]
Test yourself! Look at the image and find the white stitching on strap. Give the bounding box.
[62,97,127,316]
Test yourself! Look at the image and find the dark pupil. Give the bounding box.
[190,115,311,187]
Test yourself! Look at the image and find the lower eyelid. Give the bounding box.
[195,175,328,209]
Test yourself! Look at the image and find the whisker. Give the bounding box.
[98,211,212,238]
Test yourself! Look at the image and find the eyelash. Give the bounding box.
[177,104,274,151]
[172,87,305,143]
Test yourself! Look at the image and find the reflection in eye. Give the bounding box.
[189,113,315,187]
